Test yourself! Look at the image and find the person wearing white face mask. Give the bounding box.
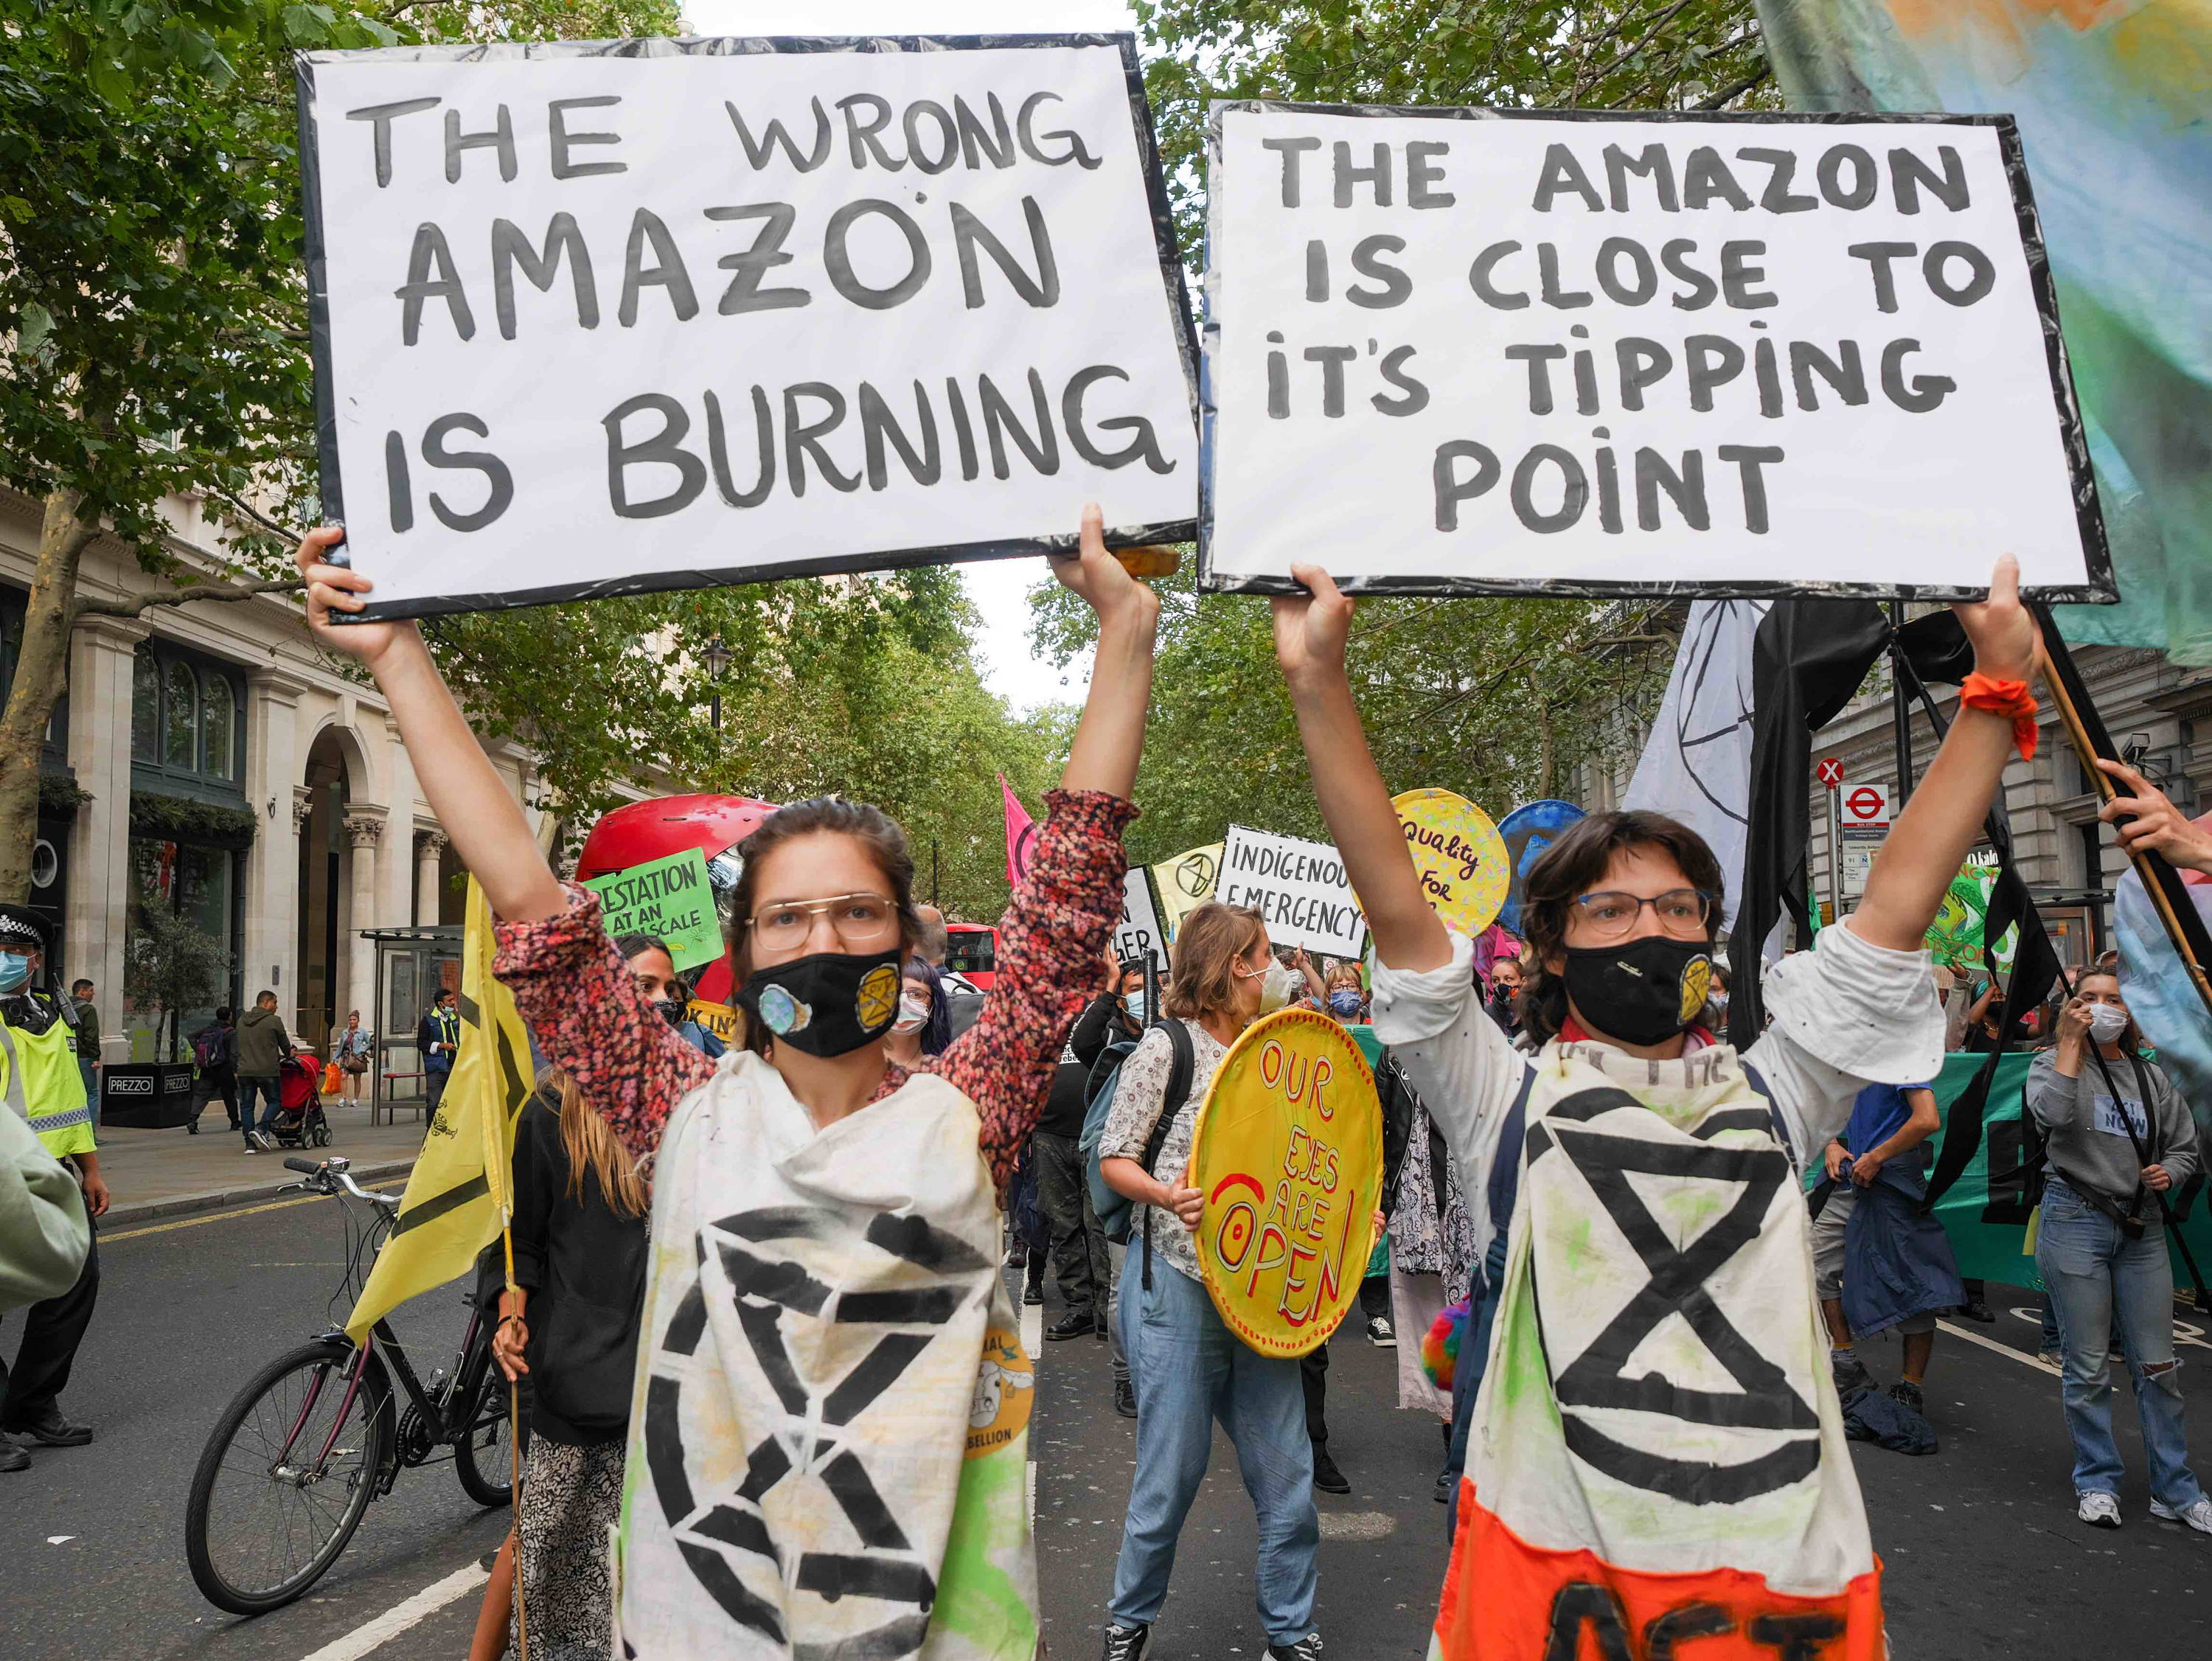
[1097,903,1321,1661]
[883,958,951,1067]
[2028,969,2209,1533]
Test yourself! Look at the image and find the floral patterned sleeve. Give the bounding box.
[493,882,715,1163]
[931,787,1136,1201]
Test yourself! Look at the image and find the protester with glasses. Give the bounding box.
[293,505,1158,1661]
[1273,554,2039,1646]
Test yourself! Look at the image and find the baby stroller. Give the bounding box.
[266,1054,332,1149]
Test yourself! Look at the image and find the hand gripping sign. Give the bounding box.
[1186,1008,1382,1357]
[1393,787,1511,939]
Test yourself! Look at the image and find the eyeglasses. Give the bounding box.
[1570,888,1714,941]
[745,892,899,953]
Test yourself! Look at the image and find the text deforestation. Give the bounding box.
[299,36,1197,621]
[1201,106,2110,602]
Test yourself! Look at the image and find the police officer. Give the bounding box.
[0,904,105,1471]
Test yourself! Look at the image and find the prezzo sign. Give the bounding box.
[1217,824,1367,958]
[1201,105,2112,602]
[1111,867,1167,967]
[297,36,1199,621]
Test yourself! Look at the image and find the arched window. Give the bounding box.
[132,650,160,761]
[201,672,235,779]
[164,659,198,770]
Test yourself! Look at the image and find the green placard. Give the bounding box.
[584,847,723,974]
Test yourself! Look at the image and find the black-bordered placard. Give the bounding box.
[295,35,1198,621]
[1199,102,2114,603]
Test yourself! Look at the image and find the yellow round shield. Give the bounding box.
[1186,1009,1383,1358]
[1394,787,1512,939]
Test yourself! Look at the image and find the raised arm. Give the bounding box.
[1848,557,2040,953]
[294,526,566,924]
[296,526,709,1155]
[939,505,1159,1196]
[2097,758,2212,874]
[1272,563,1451,973]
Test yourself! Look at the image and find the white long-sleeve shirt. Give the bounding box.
[1369,923,1948,1258]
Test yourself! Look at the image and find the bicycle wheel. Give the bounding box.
[186,1339,389,1615]
[453,1362,518,1509]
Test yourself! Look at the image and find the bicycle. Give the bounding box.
[184,1155,518,1616]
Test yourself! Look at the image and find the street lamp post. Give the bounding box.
[703,636,731,735]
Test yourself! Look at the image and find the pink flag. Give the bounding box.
[1001,776,1037,888]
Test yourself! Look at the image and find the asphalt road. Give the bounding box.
[5,1188,2210,1661]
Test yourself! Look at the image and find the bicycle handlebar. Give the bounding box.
[285,1156,402,1211]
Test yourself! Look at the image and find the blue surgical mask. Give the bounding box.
[0,953,29,993]
[1328,989,1363,1017]
[1125,990,1148,1025]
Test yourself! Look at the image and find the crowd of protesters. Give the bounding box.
[192,520,2211,1661]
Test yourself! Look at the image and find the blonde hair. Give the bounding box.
[548,1070,650,1219]
[1164,902,1267,1022]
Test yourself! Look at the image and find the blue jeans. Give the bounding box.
[2035,1178,2203,1510]
[239,1075,283,1142]
[1110,1257,1318,1645]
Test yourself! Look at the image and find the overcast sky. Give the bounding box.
[679,0,1143,713]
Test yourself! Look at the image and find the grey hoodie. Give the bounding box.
[2026,1048,2199,1210]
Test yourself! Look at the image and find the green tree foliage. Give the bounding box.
[1032,566,1673,864]
[125,886,232,1059]
[1138,0,1773,262]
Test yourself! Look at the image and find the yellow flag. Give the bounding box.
[346,877,534,1343]
[1151,840,1222,940]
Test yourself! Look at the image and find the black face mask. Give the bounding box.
[737,947,905,1059]
[651,996,689,1029]
[1561,936,1714,1048]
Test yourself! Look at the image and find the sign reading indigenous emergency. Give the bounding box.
[1394,788,1510,938]
[297,35,1198,621]
[1186,1009,1381,1358]
[1201,105,2112,602]
[1218,824,1367,958]
[582,846,722,972]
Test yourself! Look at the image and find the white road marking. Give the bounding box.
[1317,1511,1396,1541]
[1021,1296,1043,1524]
[1938,1319,2061,1376]
[293,1561,489,1661]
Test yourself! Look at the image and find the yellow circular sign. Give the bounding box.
[1186,1009,1383,1358]
[1393,787,1511,939]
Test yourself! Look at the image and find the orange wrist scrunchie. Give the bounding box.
[1960,673,2039,761]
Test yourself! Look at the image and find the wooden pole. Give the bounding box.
[2031,613,2212,1022]
[504,1219,529,1661]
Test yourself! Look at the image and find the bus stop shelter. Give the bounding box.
[360,925,462,1123]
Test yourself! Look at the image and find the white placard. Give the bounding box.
[298,37,1197,621]
[1201,105,2112,602]
[1217,824,1368,958]
[1112,867,1166,967]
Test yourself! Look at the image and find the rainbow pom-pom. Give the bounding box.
[1422,1298,1472,1392]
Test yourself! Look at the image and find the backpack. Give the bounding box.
[192,1023,231,1071]
[1079,1018,1195,1280]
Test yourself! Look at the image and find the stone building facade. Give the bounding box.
[4,487,553,1068]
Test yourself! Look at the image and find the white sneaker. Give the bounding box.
[2078,1491,2122,1529]
[2149,1496,2212,1534]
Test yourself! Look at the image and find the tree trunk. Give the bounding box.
[0,490,99,905]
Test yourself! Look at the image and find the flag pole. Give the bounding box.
[503,1211,529,1661]
[2028,607,2212,1023]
